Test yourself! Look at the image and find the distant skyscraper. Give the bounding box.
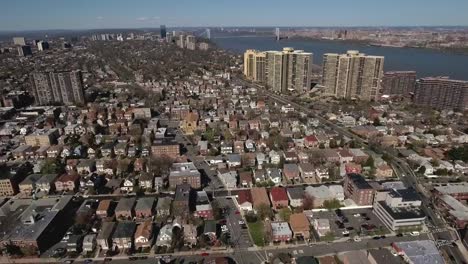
[414,77,468,110]
[30,71,85,105]
[244,48,312,93]
[244,50,267,83]
[177,35,185,48]
[275,28,280,41]
[206,28,211,39]
[17,45,32,57]
[37,41,49,51]
[13,37,26,46]
[322,50,384,101]
[160,25,167,39]
[186,35,196,50]
[382,71,417,96]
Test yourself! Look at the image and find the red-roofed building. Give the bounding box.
[270,187,289,210]
[237,190,253,211]
[304,135,319,148]
[345,163,362,174]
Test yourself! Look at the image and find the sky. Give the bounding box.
[1,0,468,31]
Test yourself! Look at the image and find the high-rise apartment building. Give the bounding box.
[244,48,312,93]
[160,25,167,39]
[265,48,312,93]
[382,71,416,96]
[322,50,384,101]
[414,77,468,110]
[243,49,267,83]
[30,71,85,105]
[17,45,32,57]
[37,41,50,51]
[13,37,26,46]
[186,35,196,50]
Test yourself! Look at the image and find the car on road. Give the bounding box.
[410,231,420,236]
[396,233,403,237]
[373,236,381,240]
[353,236,362,242]
[235,210,240,215]
[84,260,93,264]
[200,252,210,256]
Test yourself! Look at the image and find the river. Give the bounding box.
[212,36,468,80]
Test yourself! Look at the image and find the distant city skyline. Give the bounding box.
[1,0,468,31]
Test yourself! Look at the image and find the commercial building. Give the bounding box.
[160,25,167,39]
[24,128,59,147]
[322,50,384,101]
[243,49,267,83]
[30,71,85,105]
[373,189,425,231]
[151,139,180,158]
[382,71,417,96]
[168,162,201,188]
[414,77,468,110]
[392,240,444,264]
[437,194,468,229]
[343,173,375,206]
[434,183,468,201]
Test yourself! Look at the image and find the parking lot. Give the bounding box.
[312,208,390,241]
[217,197,253,249]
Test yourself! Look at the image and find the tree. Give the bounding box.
[373,117,381,126]
[279,208,292,222]
[363,156,375,168]
[323,199,341,210]
[417,166,426,174]
[256,203,273,220]
[149,155,174,177]
[329,139,338,149]
[41,158,65,174]
[302,194,315,210]
[448,145,468,162]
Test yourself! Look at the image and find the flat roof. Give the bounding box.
[394,240,444,264]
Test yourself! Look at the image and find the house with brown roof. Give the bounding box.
[55,173,80,192]
[96,199,113,219]
[375,164,393,179]
[289,213,310,240]
[239,171,253,188]
[115,197,136,220]
[251,187,270,211]
[180,111,199,135]
[270,187,289,210]
[283,163,300,182]
[237,189,253,211]
[134,220,153,249]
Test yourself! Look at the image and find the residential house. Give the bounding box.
[305,186,333,208]
[155,224,173,247]
[251,187,270,211]
[55,173,80,192]
[266,168,282,185]
[138,172,154,190]
[169,162,201,189]
[183,224,197,247]
[227,154,241,168]
[289,213,310,240]
[134,221,153,249]
[375,164,393,179]
[239,171,253,188]
[298,163,316,183]
[173,184,191,218]
[287,187,305,208]
[18,174,42,195]
[269,150,281,165]
[134,197,155,220]
[115,197,136,220]
[112,222,136,250]
[237,189,253,211]
[270,187,289,210]
[195,204,213,219]
[283,163,300,183]
[218,169,237,189]
[313,219,330,237]
[270,221,292,242]
[96,199,113,219]
[35,174,58,194]
[83,234,96,253]
[97,222,116,250]
[253,169,266,183]
[156,197,172,217]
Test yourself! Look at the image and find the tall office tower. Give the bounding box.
[265,48,312,93]
[13,37,26,46]
[37,41,49,51]
[414,77,468,110]
[30,71,85,105]
[243,49,267,83]
[160,25,167,39]
[322,50,384,101]
[382,71,416,96]
[275,28,280,41]
[186,35,196,50]
[206,29,211,39]
[17,45,32,57]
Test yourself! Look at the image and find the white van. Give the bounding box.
[410,231,420,236]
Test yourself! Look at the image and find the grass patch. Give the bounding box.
[247,221,265,247]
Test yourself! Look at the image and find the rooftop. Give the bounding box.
[394,240,444,264]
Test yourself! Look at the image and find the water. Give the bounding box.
[212,36,468,80]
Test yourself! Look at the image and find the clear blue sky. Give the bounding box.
[1,0,468,31]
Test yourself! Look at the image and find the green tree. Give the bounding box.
[323,199,341,210]
[256,203,273,220]
[41,158,65,174]
[279,208,292,222]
